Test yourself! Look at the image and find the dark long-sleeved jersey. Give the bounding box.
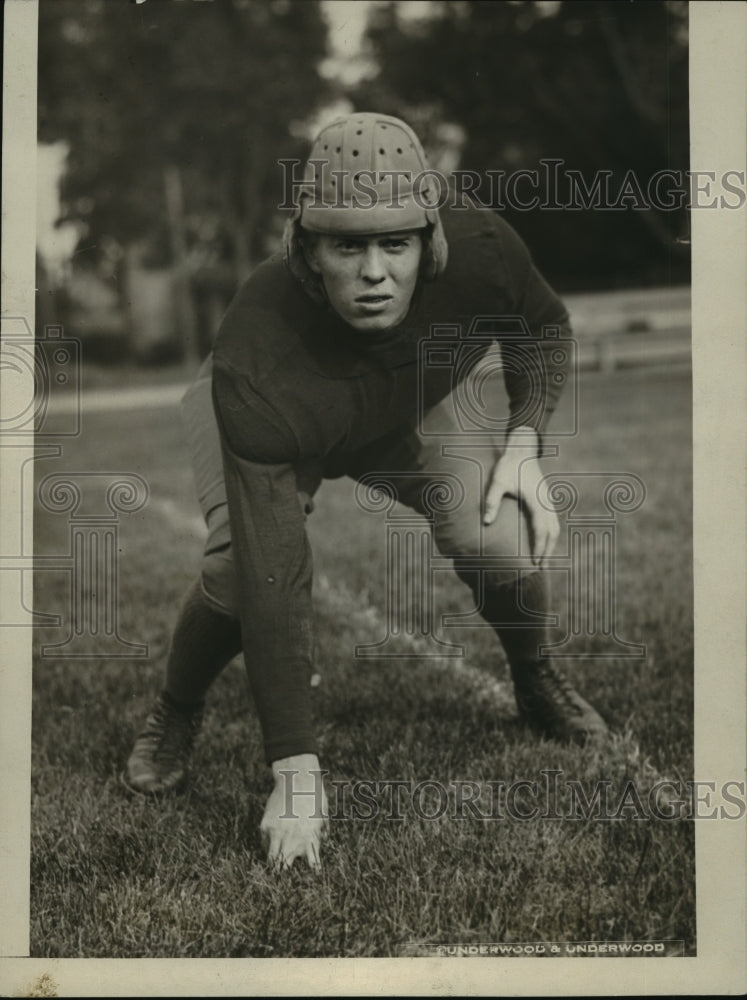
[211,203,571,763]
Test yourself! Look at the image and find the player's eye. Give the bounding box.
[335,239,363,252]
[382,238,409,251]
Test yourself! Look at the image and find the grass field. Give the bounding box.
[30,364,695,958]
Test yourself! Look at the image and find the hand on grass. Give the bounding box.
[261,754,328,871]
[483,427,559,569]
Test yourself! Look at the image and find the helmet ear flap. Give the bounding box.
[282,215,327,304]
[422,213,449,280]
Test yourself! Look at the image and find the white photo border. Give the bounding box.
[1,0,744,994]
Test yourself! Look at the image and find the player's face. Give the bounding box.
[304,231,423,332]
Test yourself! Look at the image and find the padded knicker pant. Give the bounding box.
[181,356,537,619]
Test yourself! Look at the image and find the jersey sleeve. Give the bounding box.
[494,218,572,455]
[211,357,318,764]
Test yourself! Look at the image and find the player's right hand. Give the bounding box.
[261,753,329,870]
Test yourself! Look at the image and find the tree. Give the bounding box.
[38,0,333,358]
[354,0,690,291]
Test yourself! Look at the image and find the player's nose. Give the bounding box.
[359,244,386,283]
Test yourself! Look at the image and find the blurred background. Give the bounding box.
[36,0,691,370]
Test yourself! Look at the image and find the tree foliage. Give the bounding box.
[355,0,690,290]
[38,0,331,277]
[38,0,691,299]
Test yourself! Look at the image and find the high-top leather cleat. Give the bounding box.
[123,692,204,794]
[512,660,608,746]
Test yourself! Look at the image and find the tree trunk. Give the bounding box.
[164,163,200,370]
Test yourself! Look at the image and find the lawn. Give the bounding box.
[30,363,695,958]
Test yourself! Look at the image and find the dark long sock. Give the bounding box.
[477,570,552,676]
[164,576,243,707]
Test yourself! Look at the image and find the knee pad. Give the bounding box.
[435,495,535,590]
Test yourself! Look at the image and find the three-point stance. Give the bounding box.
[125,113,607,869]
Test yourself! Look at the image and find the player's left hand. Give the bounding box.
[483,428,559,569]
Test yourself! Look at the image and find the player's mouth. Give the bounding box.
[355,294,393,312]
